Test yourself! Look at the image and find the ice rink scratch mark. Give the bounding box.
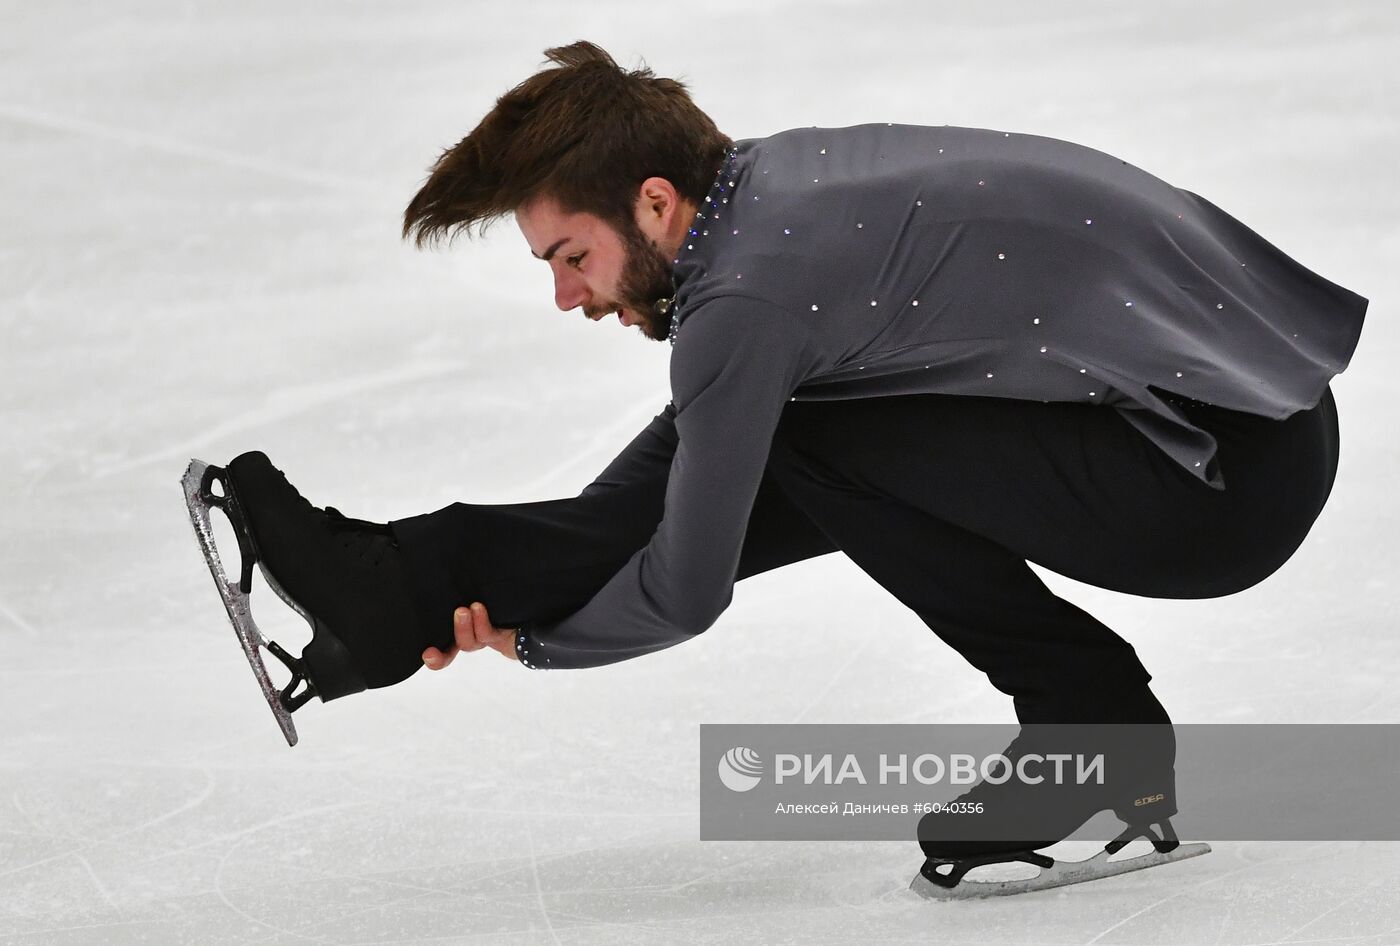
[0,103,382,195]
[105,766,218,844]
[1241,935,1398,946]
[524,819,563,945]
[238,887,462,946]
[792,635,876,723]
[72,851,120,912]
[0,597,39,638]
[9,920,160,939]
[1082,845,1331,945]
[1265,875,1382,945]
[136,800,365,867]
[2,768,218,879]
[495,400,667,502]
[1212,894,1236,946]
[214,832,324,944]
[89,360,464,478]
[665,852,776,892]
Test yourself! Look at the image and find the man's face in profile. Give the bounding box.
[518,196,675,341]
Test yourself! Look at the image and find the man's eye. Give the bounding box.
[566,253,585,269]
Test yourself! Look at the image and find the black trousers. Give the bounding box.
[392,390,1340,722]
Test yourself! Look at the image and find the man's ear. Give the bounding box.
[635,176,680,234]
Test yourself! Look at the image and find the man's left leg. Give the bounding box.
[763,391,1340,723]
[763,391,1339,860]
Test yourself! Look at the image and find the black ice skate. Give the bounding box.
[910,724,1210,898]
[181,452,443,746]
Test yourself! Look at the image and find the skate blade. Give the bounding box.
[909,841,1211,900]
[182,458,299,747]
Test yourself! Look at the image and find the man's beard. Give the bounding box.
[612,221,677,341]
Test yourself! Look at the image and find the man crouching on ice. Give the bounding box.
[185,40,1365,892]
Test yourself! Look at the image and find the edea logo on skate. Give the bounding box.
[718,747,764,792]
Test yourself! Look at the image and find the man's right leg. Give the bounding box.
[393,401,833,651]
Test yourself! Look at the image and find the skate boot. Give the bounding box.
[912,720,1208,897]
[182,452,450,745]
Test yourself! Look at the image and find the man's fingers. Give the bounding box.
[422,645,457,670]
[455,607,486,651]
[470,602,519,660]
[425,606,507,669]
[471,603,512,642]
[471,602,501,646]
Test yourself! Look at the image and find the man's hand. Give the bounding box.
[422,602,519,669]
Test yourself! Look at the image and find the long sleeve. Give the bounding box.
[578,403,678,500]
[515,299,811,669]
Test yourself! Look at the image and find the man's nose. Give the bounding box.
[553,269,588,312]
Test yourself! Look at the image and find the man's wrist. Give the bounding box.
[514,625,550,669]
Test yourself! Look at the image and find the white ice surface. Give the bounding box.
[2,2,1399,943]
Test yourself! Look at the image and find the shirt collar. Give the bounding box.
[666,146,741,344]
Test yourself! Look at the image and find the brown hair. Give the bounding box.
[403,41,733,247]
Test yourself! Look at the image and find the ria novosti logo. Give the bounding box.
[716,748,1107,792]
[718,747,764,792]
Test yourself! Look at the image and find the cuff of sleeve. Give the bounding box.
[514,627,551,670]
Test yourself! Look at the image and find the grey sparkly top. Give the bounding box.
[515,122,1368,670]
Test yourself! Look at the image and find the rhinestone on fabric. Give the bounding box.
[515,631,542,669]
